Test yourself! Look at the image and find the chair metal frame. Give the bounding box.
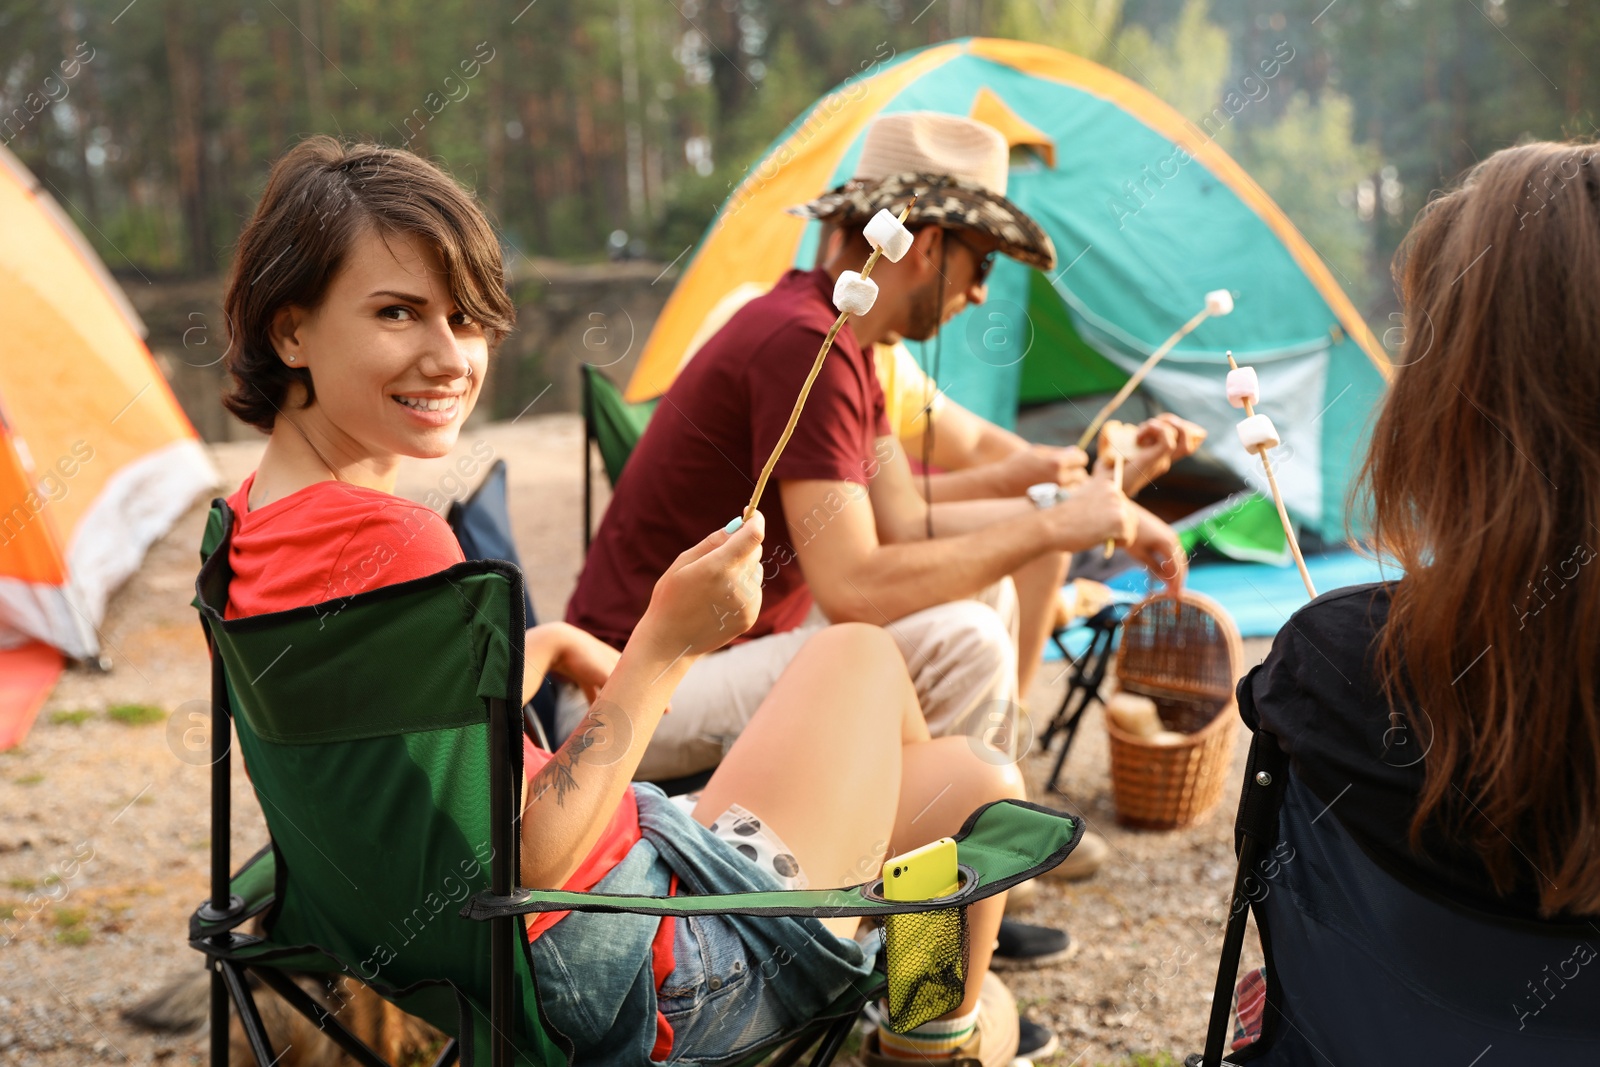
[193,627,467,1066]
[1038,603,1128,795]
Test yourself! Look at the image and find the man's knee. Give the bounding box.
[924,600,1015,677]
[897,600,1017,733]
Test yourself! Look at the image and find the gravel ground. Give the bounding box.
[0,413,1268,1067]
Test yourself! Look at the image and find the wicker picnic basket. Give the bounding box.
[1105,589,1244,830]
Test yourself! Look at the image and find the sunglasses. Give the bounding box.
[945,229,999,284]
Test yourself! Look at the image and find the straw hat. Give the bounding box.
[788,111,1056,272]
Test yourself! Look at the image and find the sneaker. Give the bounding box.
[990,918,1078,971]
[1016,1015,1059,1059]
[856,971,1019,1067]
[1043,830,1108,882]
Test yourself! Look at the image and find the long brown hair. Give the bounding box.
[1359,140,1600,916]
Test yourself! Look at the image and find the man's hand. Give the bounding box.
[1097,414,1208,494]
[1123,503,1187,591]
[1038,464,1139,552]
[992,444,1090,496]
[638,511,767,660]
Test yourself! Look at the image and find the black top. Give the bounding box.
[1240,582,1553,921]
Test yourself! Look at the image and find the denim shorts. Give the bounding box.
[527,783,877,1066]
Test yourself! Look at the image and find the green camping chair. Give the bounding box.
[188,497,1081,1066]
[582,365,657,553]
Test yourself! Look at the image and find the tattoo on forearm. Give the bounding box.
[528,702,620,807]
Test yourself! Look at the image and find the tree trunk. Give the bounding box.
[58,1,100,228]
[298,0,328,123]
[164,0,212,273]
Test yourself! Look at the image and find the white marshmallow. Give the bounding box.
[864,208,914,262]
[1206,289,1234,316]
[1226,366,1260,409]
[832,270,879,316]
[1236,413,1280,453]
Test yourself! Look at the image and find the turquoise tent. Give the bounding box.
[627,37,1391,544]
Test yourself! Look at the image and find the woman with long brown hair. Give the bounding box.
[1230,140,1600,1062]
[1362,138,1600,919]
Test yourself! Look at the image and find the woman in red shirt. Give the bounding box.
[215,137,1029,1066]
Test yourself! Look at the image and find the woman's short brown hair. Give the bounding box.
[221,136,516,432]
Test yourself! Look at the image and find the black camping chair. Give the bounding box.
[1193,725,1600,1066]
[445,457,558,747]
[1038,602,1129,794]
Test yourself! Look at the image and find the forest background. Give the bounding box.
[3,0,1594,424]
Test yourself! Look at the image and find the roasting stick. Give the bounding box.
[1075,290,1234,451]
[740,198,916,525]
[1097,420,1140,560]
[1104,451,1125,560]
[1227,350,1316,599]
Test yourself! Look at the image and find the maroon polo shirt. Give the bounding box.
[567,268,890,649]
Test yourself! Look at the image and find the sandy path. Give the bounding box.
[0,413,1265,1066]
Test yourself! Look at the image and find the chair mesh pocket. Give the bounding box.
[882,904,970,1033]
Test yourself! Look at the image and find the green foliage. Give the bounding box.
[49,710,95,726]
[987,0,1128,60]
[107,703,165,726]
[1115,0,1231,120]
[1223,91,1380,307]
[2,0,1592,317]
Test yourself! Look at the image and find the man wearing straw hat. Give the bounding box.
[565,112,1187,1021]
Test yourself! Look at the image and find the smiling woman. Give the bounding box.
[213,136,1036,1067]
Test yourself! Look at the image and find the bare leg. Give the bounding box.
[693,623,925,940]
[889,738,1025,1014]
[696,622,1021,1014]
[1012,549,1070,696]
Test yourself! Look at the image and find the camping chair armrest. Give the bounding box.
[190,842,278,941]
[461,798,1080,923]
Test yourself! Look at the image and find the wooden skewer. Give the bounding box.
[1103,451,1124,559]
[1076,305,1214,451]
[1227,350,1316,599]
[742,198,916,523]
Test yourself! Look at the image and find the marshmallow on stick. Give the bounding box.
[832,270,878,316]
[864,208,915,262]
[741,198,916,523]
[1225,350,1316,599]
[1099,420,1140,559]
[1076,289,1235,450]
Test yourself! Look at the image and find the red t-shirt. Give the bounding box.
[224,472,679,1057]
[568,268,891,648]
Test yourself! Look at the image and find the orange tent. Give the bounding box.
[0,143,217,674]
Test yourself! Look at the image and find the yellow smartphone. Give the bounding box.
[882,837,958,901]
